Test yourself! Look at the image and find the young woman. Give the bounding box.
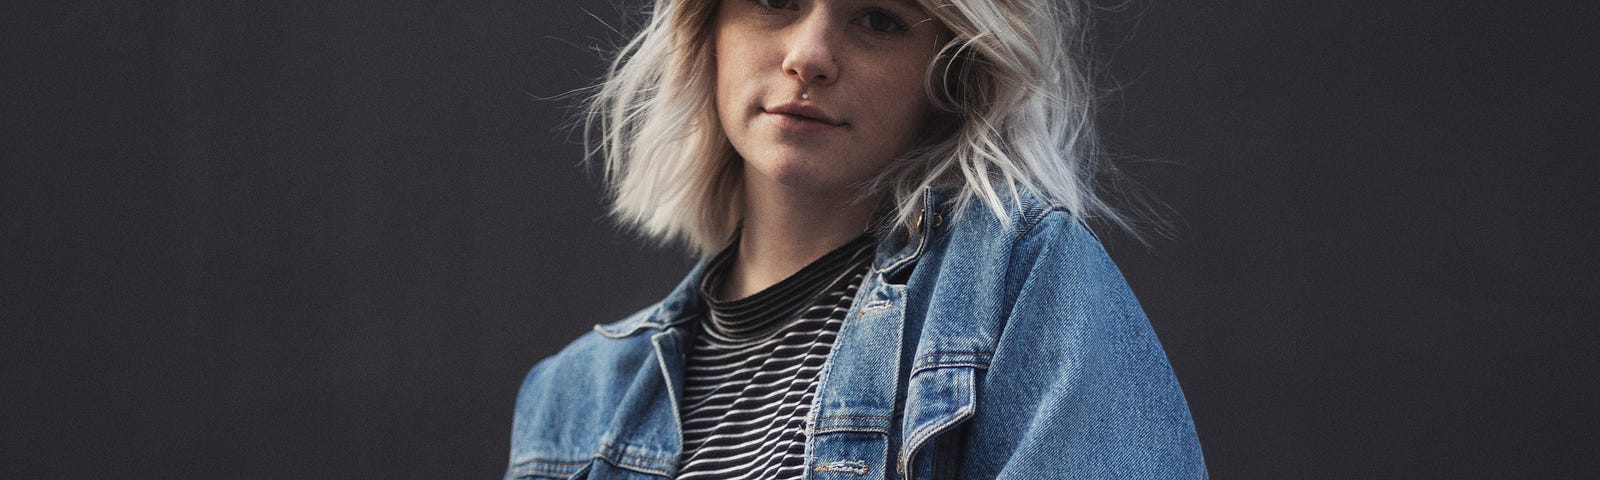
[506,0,1206,478]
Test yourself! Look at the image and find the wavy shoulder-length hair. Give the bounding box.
[587,0,1131,256]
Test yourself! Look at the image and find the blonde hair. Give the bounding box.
[587,0,1132,255]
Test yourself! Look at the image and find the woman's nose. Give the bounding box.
[781,15,840,86]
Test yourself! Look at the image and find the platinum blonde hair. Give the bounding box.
[587,0,1131,255]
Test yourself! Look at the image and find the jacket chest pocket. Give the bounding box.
[899,359,981,479]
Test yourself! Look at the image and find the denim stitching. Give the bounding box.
[814,460,870,475]
[911,361,988,375]
[911,352,992,374]
[915,352,992,360]
[817,415,891,421]
[857,299,894,317]
[508,458,590,479]
[814,425,890,434]
[813,414,892,433]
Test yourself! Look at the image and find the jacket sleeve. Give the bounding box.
[968,219,1207,479]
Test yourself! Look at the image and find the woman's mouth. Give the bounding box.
[764,103,844,133]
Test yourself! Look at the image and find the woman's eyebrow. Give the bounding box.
[891,0,931,12]
[867,0,926,14]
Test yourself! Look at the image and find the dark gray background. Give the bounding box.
[4,1,1595,478]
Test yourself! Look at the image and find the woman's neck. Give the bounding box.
[718,174,879,300]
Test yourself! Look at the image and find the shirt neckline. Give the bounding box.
[697,233,876,342]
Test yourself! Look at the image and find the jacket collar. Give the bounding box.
[595,188,949,338]
[591,259,707,338]
[873,187,946,275]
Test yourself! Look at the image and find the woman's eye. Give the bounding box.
[855,10,908,33]
[756,0,797,10]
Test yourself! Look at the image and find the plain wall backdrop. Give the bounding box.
[4,1,1596,478]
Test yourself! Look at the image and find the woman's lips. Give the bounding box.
[764,103,844,133]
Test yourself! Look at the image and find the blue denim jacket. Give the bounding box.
[506,191,1206,479]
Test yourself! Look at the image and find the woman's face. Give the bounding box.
[712,0,946,196]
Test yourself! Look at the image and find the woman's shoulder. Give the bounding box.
[507,303,681,477]
[511,260,704,415]
[516,304,666,395]
[920,189,1158,370]
[917,194,1205,477]
[910,190,1146,361]
[937,190,1117,278]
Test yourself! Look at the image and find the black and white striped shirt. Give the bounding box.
[676,234,876,480]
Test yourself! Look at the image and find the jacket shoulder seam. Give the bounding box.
[1009,202,1074,249]
[592,303,665,338]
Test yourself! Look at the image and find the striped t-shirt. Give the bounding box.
[675,234,876,480]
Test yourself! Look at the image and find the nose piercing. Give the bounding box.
[801,92,810,100]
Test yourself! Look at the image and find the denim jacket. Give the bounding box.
[506,191,1207,479]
